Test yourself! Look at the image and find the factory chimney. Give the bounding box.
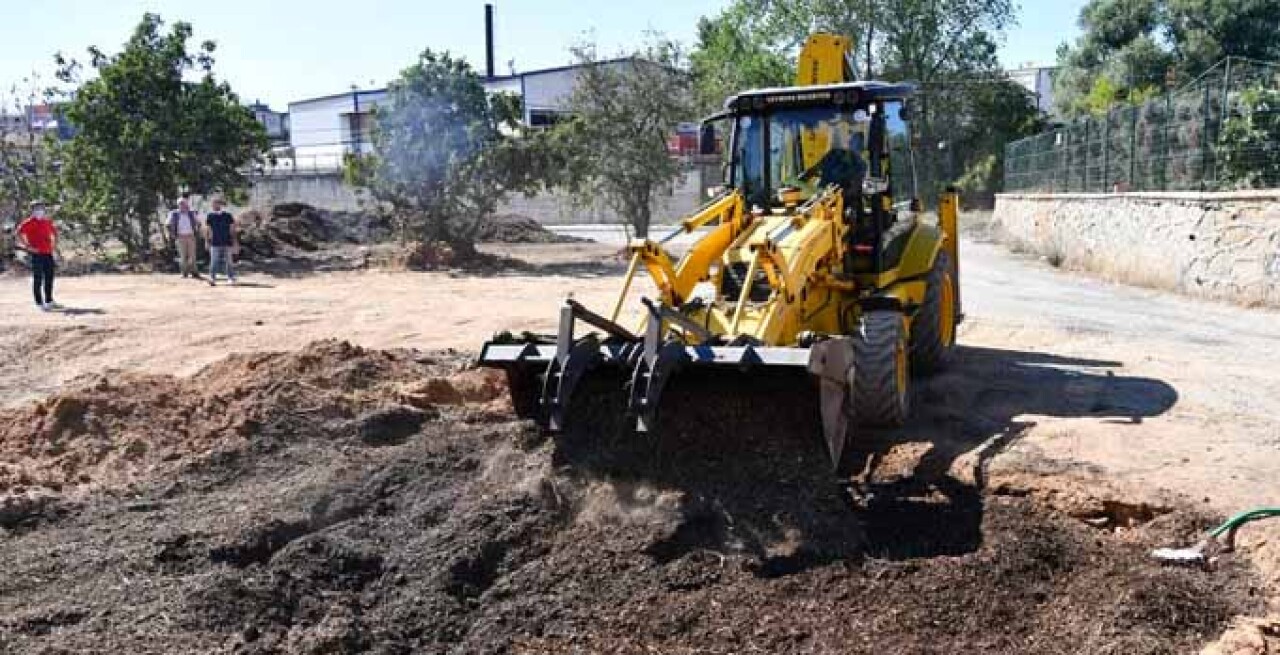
[484,4,496,79]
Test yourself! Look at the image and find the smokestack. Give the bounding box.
[484,4,495,79]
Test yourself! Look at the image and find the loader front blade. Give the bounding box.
[808,338,857,473]
[478,300,640,430]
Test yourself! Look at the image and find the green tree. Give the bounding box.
[56,13,268,259]
[1217,85,1280,188]
[1167,0,1280,72]
[355,50,549,257]
[933,79,1046,197]
[556,38,694,238]
[688,0,1030,198]
[690,2,792,112]
[0,78,62,224]
[1054,0,1280,118]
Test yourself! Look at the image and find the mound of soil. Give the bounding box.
[0,340,504,511]
[237,204,393,261]
[0,345,1266,654]
[476,214,587,244]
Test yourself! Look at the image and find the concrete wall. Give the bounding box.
[241,172,367,213]
[993,191,1280,305]
[237,167,706,226]
[501,168,705,225]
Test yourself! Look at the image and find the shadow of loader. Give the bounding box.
[547,345,1177,575]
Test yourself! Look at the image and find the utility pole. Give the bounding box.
[352,86,362,158]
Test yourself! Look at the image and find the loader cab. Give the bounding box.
[717,82,918,274]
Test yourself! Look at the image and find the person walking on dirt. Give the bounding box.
[204,197,237,286]
[15,200,58,311]
[168,197,201,278]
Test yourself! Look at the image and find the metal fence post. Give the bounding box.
[1082,120,1090,191]
[1202,81,1213,190]
[1003,142,1011,191]
[1129,106,1139,189]
[1217,57,1233,190]
[1056,131,1064,192]
[1102,112,1111,192]
[1162,93,1171,190]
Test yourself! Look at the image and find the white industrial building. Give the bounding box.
[285,89,387,170]
[284,59,634,170]
[1007,64,1058,116]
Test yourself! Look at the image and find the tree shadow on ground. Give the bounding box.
[549,345,1178,575]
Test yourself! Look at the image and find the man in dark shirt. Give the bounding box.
[803,131,867,199]
[204,197,237,286]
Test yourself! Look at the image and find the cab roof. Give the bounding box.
[723,81,916,113]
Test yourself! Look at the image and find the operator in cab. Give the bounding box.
[801,128,867,200]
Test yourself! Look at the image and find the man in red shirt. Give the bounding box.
[15,200,58,311]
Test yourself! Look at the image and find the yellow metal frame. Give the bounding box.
[601,32,964,351]
[795,34,853,86]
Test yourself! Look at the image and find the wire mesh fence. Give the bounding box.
[1004,57,1280,193]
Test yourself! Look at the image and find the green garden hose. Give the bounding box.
[1208,507,1280,550]
[1152,506,1280,565]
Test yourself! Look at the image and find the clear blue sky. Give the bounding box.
[0,0,1086,109]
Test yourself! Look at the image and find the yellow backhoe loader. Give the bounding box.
[478,33,962,472]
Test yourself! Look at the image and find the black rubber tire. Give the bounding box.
[910,251,957,374]
[853,310,910,428]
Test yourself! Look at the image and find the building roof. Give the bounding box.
[288,88,386,110]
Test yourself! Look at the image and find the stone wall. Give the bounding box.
[993,192,1280,306]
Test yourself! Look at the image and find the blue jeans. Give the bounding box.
[209,246,236,281]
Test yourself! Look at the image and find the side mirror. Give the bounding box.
[899,102,913,122]
[699,123,719,155]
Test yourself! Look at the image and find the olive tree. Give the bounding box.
[557,38,695,238]
[356,50,553,258]
[1217,85,1280,189]
[56,13,269,260]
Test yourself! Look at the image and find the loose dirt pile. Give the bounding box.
[476,214,588,244]
[237,203,393,262]
[0,340,502,511]
[0,343,1267,654]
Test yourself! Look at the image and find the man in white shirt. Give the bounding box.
[167,196,200,278]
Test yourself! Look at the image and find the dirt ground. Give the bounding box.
[0,341,1267,654]
[0,242,642,408]
[1,234,1279,652]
